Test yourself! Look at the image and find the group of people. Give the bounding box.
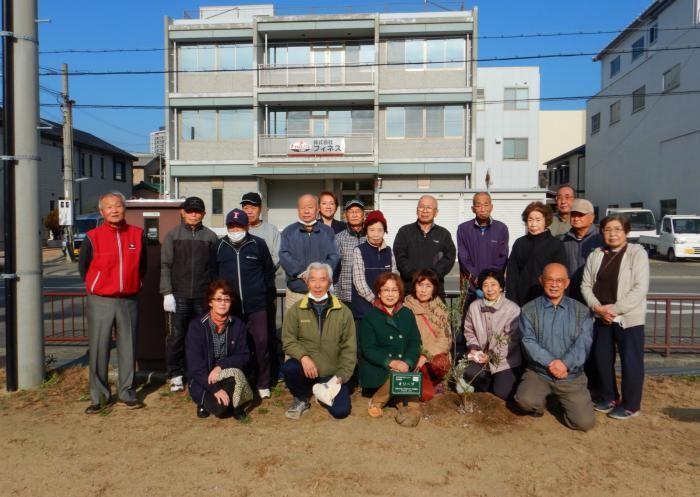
[78,185,649,431]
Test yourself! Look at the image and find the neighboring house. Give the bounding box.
[539,110,585,170]
[541,144,586,198]
[164,5,478,229]
[133,152,163,186]
[0,115,136,241]
[585,0,700,218]
[473,66,541,189]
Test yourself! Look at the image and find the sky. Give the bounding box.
[35,0,654,152]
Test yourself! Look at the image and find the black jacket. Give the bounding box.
[212,234,276,316]
[160,222,218,299]
[506,230,567,306]
[393,221,456,294]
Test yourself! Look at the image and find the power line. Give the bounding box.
[34,89,700,110]
[37,25,700,54]
[37,42,700,77]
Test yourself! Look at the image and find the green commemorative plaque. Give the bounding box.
[390,372,423,396]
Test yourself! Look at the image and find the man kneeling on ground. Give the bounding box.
[515,263,596,431]
[281,262,357,420]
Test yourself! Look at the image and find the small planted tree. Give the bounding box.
[43,208,62,240]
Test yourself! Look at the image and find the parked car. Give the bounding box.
[639,215,700,262]
[72,212,103,256]
[605,208,656,243]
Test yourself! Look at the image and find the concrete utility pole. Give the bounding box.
[61,63,75,261]
[14,0,45,388]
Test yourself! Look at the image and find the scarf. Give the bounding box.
[404,295,451,339]
[209,312,228,333]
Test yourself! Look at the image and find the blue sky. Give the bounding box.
[36,0,653,152]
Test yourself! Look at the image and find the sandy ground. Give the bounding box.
[1,368,698,497]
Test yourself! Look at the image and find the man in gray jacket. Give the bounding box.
[160,196,219,392]
[515,263,595,431]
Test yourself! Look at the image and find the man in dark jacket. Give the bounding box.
[79,191,147,414]
[160,196,219,392]
[561,199,603,303]
[213,208,276,398]
[393,195,456,296]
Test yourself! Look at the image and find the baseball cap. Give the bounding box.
[225,208,249,227]
[182,196,205,212]
[344,198,365,210]
[570,199,594,215]
[240,192,262,206]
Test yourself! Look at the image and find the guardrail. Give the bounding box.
[43,291,700,356]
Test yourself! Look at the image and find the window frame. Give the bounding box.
[591,112,601,135]
[631,36,645,61]
[632,86,646,113]
[502,138,528,161]
[663,64,681,92]
[649,23,658,45]
[504,87,529,111]
[609,100,621,125]
[385,105,464,139]
[212,188,223,215]
[609,56,621,78]
[387,37,465,71]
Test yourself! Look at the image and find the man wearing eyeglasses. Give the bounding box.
[514,263,595,431]
[393,195,456,297]
[550,185,576,237]
[160,196,219,393]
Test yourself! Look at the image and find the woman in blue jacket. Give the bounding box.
[186,279,251,419]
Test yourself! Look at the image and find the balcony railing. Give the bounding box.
[258,134,374,157]
[258,64,374,87]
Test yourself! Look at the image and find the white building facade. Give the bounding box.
[585,0,700,218]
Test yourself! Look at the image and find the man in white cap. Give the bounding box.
[561,198,603,303]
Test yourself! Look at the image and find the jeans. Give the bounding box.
[281,358,351,419]
[165,296,205,378]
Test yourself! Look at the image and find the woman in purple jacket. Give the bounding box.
[186,280,251,419]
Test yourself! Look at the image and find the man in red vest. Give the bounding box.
[78,191,147,414]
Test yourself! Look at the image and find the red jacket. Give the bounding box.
[80,222,145,297]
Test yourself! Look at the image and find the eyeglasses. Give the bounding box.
[603,227,625,234]
[212,297,232,303]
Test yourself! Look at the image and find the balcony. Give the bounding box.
[258,64,374,87]
[258,134,374,157]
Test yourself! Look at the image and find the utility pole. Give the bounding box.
[61,63,75,261]
[13,0,44,388]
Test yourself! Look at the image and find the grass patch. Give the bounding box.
[674,374,700,382]
[41,371,60,389]
[257,407,269,415]
[271,383,285,398]
[78,393,90,402]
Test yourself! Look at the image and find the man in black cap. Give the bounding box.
[160,196,219,392]
[212,208,276,399]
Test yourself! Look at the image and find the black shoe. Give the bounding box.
[232,407,247,421]
[85,403,112,415]
[197,406,210,419]
[119,399,145,410]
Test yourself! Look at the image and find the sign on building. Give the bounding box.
[287,137,345,156]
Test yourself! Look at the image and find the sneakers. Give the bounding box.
[608,406,640,420]
[285,398,310,420]
[258,388,271,399]
[312,376,341,406]
[196,406,210,419]
[169,376,184,393]
[593,399,619,413]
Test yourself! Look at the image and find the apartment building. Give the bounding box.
[585,0,700,218]
[165,5,477,229]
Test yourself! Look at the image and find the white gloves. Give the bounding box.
[163,294,176,313]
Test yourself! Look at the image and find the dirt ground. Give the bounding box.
[1,368,698,497]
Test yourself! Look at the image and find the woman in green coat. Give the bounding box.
[359,272,422,427]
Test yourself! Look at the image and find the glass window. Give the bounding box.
[503,138,528,160]
[198,45,216,71]
[328,110,352,135]
[351,110,374,133]
[236,45,253,69]
[287,111,310,135]
[287,46,310,66]
[444,38,464,68]
[405,107,423,137]
[219,109,252,139]
[181,110,216,140]
[444,106,463,137]
[426,107,443,137]
[218,45,236,70]
[476,138,484,160]
[179,46,197,71]
[504,87,529,110]
[663,64,680,92]
[387,40,404,65]
[632,37,645,61]
[591,113,601,134]
[660,198,676,217]
[212,188,223,215]
[268,111,286,135]
[649,23,658,45]
[632,86,646,113]
[386,107,405,137]
[609,100,621,124]
[405,39,423,69]
[475,88,485,111]
[609,56,621,78]
[426,39,445,69]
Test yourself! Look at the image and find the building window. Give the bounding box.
[387,38,465,70]
[181,110,216,140]
[591,113,601,134]
[663,64,681,92]
[631,37,645,61]
[100,157,104,179]
[179,43,253,72]
[504,87,529,110]
[503,138,528,160]
[88,155,93,177]
[609,56,621,77]
[78,152,85,177]
[219,109,253,139]
[632,86,646,113]
[630,202,644,208]
[182,109,253,141]
[649,23,658,44]
[475,138,484,160]
[385,106,463,138]
[113,161,125,182]
[660,198,677,216]
[475,88,485,111]
[212,188,223,214]
[609,100,621,125]
[268,109,373,136]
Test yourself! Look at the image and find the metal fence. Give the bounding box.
[43,291,700,356]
